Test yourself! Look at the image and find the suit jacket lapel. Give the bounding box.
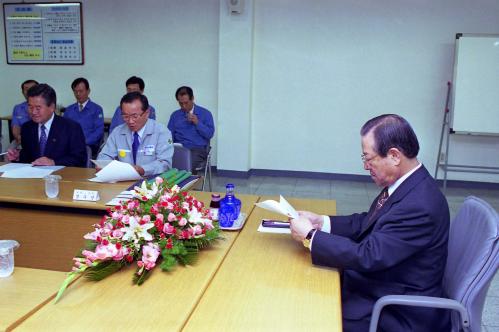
[358,165,430,238]
[44,115,59,157]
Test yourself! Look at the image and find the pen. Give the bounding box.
[262,220,290,228]
[0,152,8,156]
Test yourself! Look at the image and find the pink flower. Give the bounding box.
[112,229,124,238]
[82,249,97,262]
[156,213,164,222]
[192,225,203,235]
[155,177,164,185]
[113,245,129,261]
[182,202,190,209]
[163,223,175,235]
[141,243,160,270]
[168,213,177,222]
[142,215,151,223]
[111,211,122,220]
[178,217,187,226]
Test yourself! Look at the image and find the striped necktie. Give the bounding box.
[79,103,84,112]
[39,124,47,156]
[369,187,389,221]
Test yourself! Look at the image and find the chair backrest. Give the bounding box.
[172,143,192,171]
[444,196,499,331]
[85,145,92,168]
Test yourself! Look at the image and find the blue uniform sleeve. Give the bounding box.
[149,106,156,120]
[109,107,122,134]
[195,110,215,140]
[86,104,104,146]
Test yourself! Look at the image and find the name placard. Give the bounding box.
[73,189,100,201]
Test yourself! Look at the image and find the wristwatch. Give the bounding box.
[302,229,317,249]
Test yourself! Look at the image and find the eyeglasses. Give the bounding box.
[361,153,380,164]
[122,111,145,121]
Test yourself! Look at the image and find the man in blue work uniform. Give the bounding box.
[11,79,39,146]
[168,86,215,173]
[63,77,104,157]
[109,76,156,134]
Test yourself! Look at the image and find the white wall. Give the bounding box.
[1,0,499,182]
[249,0,499,182]
[0,0,220,153]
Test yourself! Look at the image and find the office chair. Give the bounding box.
[172,143,192,172]
[195,146,212,192]
[85,145,92,168]
[369,196,499,332]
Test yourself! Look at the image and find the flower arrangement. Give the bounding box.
[55,177,220,302]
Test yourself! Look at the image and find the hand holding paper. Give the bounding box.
[255,195,298,219]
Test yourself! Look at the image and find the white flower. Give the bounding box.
[133,180,159,200]
[122,216,154,242]
[189,207,211,225]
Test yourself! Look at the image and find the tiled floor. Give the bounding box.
[207,173,499,331]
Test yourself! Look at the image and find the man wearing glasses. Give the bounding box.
[97,92,173,176]
[289,114,450,331]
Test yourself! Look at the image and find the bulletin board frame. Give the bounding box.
[3,2,84,65]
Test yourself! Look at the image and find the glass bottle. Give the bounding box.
[209,193,221,221]
[219,184,242,228]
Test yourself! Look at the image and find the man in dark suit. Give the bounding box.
[290,114,450,331]
[7,84,87,167]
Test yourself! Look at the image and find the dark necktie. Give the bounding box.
[369,187,389,221]
[39,124,47,156]
[79,103,84,112]
[132,132,139,164]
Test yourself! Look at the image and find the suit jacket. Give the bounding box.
[20,115,87,167]
[312,165,451,332]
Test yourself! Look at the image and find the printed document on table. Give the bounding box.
[1,166,54,178]
[0,163,32,172]
[89,160,142,183]
[254,195,299,219]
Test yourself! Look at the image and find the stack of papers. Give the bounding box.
[105,190,134,206]
[0,163,65,178]
[89,160,142,183]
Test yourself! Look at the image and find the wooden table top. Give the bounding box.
[15,192,259,331]
[0,267,66,331]
[0,167,137,210]
[183,196,342,332]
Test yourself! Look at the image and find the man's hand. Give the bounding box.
[290,216,314,243]
[7,148,20,162]
[297,211,324,229]
[187,113,199,125]
[134,165,145,176]
[32,157,55,166]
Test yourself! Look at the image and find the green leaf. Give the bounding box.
[133,268,151,285]
[160,255,177,271]
[85,261,124,281]
[54,272,79,303]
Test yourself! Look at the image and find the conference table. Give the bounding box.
[0,168,342,331]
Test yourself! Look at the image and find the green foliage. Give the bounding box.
[133,268,151,285]
[85,260,125,281]
[160,255,178,271]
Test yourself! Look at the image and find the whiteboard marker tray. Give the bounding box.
[219,213,248,231]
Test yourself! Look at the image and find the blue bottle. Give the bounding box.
[219,184,242,228]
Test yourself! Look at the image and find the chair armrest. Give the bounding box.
[368,295,469,332]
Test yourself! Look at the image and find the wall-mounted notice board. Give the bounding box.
[3,2,83,65]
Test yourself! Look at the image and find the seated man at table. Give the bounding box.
[7,84,87,167]
[108,76,156,134]
[98,92,173,176]
[11,79,39,146]
[167,86,214,173]
[63,77,104,158]
[289,114,450,332]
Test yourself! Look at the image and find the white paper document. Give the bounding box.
[1,166,55,178]
[89,160,142,183]
[257,222,291,234]
[254,195,299,219]
[0,163,32,172]
[106,190,134,206]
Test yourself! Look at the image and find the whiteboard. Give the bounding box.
[451,34,499,135]
[3,2,83,64]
